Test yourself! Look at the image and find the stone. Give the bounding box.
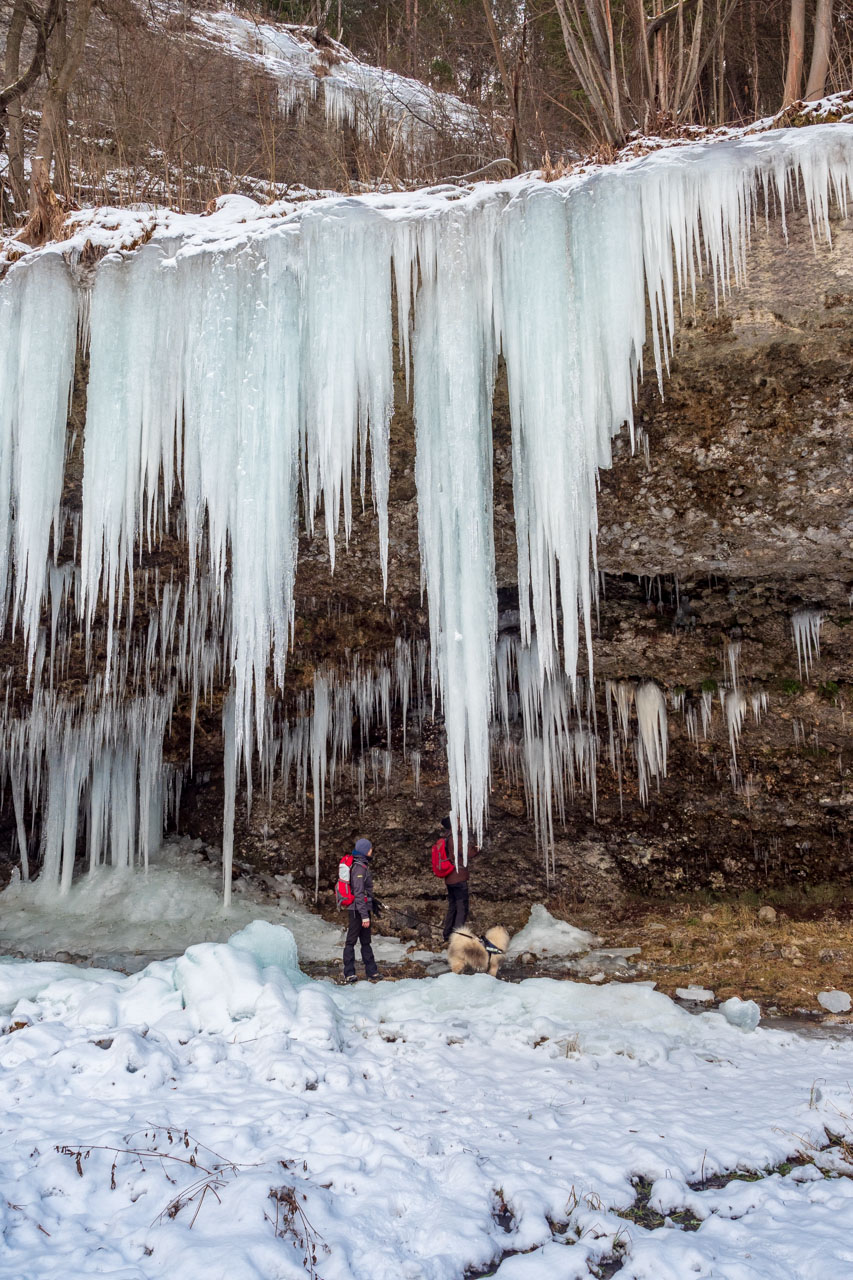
[818,990,852,1014]
[780,945,802,961]
[588,972,606,983]
[758,906,777,924]
[719,996,761,1031]
[676,985,715,1003]
[701,912,715,924]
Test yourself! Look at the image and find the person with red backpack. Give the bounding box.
[339,837,380,984]
[432,816,479,941]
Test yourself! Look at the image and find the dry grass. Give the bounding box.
[593,897,853,1016]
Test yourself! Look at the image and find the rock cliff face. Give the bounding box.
[0,194,850,919]
[173,200,853,916]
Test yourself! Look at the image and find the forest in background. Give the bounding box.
[0,0,850,236]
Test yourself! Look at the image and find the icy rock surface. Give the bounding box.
[1,126,852,896]
[818,990,852,1013]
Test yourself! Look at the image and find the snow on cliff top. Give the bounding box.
[2,105,850,273]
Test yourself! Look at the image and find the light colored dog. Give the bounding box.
[447,926,510,977]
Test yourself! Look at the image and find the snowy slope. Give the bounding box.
[179,7,487,157]
[1,925,853,1278]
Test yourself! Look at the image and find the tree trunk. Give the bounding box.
[782,0,806,105]
[804,0,834,99]
[481,0,524,169]
[4,1,28,211]
[30,0,93,209]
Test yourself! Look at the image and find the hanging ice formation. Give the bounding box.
[791,609,823,680]
[0,125,851,894]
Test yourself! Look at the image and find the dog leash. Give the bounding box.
[381,904,440,933]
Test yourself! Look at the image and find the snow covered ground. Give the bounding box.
[1,920,853,1279]
[0,838,408,970]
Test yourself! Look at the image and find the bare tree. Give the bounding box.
[480,0,525,169]
[552,0,736,144]
[1,0,60,215]
[30,0,95,204]
[803,0,834,98]
[782,0,805,104]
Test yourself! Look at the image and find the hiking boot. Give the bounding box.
[367,973,381,983]
[343,974,357,985]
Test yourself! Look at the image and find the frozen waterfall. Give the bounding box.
[0,124,851,892]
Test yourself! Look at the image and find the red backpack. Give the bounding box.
[336,854,355,907]
[431,838,455,878]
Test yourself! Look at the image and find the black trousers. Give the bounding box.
[343,912,377,978]
[443,883,470,940]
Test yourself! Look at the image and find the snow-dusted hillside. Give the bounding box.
[189,8,489,159]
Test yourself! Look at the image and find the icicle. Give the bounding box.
[2,125,851,902]
[0,255,77,665]
[701,689,714,737]
[310,673,329,903]
[723,688,748,758]
[726,640,741,689]
[407,199,501,855]
[222,692,236,908]
[791,609,823,680]
[635,682,667,806]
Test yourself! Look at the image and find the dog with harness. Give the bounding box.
[447,925,510,977]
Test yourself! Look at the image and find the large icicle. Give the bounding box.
[0,254,77,664]
[407,199,503,854]
[497,176,645,684]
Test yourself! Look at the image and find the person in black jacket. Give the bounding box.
[343,837,379,984]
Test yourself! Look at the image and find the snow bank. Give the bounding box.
[1,936,852,1278]
[506,904,598,959]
